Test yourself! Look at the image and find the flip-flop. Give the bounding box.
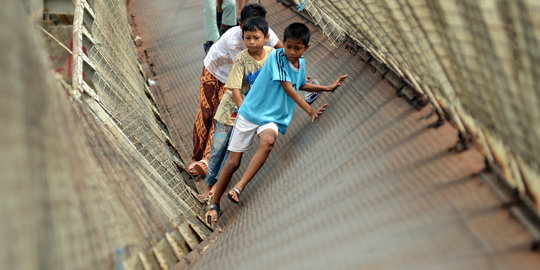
[226,187,241,204]
[304,78,321,105]
[206,203,222,227]
[193,159,208,178]
[187,161,199,176]
[303,91,320,105]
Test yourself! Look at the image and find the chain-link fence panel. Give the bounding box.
[1,0,207,269]
[303,0,540,211]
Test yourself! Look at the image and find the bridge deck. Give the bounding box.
[128,0,540,269]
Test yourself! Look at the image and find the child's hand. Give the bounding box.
[329,74,349,91]
[310,103,328,122]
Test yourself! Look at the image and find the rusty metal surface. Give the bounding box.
[128,0,540,269]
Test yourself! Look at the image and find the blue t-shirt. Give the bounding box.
[238,48,306,134]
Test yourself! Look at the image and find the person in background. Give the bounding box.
[203,0,236,54]
[217,0,237,34]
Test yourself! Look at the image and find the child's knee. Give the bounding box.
[225,157,241,171]
[260,136,275,152]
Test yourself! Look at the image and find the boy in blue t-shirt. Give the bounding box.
[206,22,348,223]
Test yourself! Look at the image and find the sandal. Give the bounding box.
[303,91,320,105]
[226,187,241,204]
[193,159,208,178]
[206,203,222,226]
[304,79,321,105]
[187,161,199,176]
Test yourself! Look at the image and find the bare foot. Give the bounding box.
[197,184,213,201]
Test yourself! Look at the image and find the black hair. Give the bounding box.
[283,22,311,46]
[240,4,267,24]
[242,17,269,37]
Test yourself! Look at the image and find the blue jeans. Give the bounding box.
[205,121,232,186]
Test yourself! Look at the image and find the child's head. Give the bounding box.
[242,17,269,52]
[283,23,311,64]
[239,4,267,25]
[242,17,269,37]
[283,22,311,46]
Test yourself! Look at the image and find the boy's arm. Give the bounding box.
[231,88,243,108]
[268,28,283,49]
[300,74,348,92]
[281,81,327,122]
[225,54,245,106]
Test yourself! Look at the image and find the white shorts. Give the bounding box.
[227,114,279,152]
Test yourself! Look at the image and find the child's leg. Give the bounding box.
[205,122,233,186]
[199,122,233,199]
[207,149,230,197]
[213,150,230,184]
[208,151,243,221]
[210,151,243,204]
[202,84,227,161]
[228,127,277,201]
[207,114,258,221]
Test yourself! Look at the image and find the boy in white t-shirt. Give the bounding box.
[206,22,348,223]
[190,4,283,178]
[198,17,274,202]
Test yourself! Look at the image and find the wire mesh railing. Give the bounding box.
[303,0,540,213]
[72,0,204,221]
[2,0,209,269]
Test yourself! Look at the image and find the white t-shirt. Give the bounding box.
[203,26,279,83]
